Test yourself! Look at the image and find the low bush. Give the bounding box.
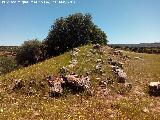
[16,39,43,66]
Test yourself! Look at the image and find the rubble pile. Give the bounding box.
[65,74,93,94]
[107,49,132,93]
[43,73,93,97]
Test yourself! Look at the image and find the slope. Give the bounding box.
[0,44,160,120]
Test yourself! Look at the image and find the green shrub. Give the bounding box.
[16,39,43,66]
[44,13,108,57]
[0,56,17,75]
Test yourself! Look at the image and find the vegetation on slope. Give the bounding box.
[0,47,18,75]
[0,45,160,119]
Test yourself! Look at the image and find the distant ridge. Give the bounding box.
[109,42,160,48]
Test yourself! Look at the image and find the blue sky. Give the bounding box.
[0,0,160,45]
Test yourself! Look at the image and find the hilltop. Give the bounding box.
[0,44,160,119]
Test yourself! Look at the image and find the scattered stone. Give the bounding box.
[93,44,101,50]
[73,48,80,52]
[123,82,132,91]
[0,109,3,113]
[59,66,69,74]
[29,80,36,87]
[96,77,101,80]
[68,59,78,68]
[71,49,79,57]
[111,66,127,83]
[108,57,112,62]
[113,50,123,56]
[115,69,127,83]
[99,78,113,87]
[33,111,40,116]
[93,44,103,53]
[99,80,108,88]
[95,63,102,70]
[123,55,131,60]
[109,114,114,118]
[86,51,92,57]
[149,82,160,95]
[98,88,110,96]
[96,59,102,63]
[135,98,140,103]
[142,107,149,113]
[149,102,154,107]
[134,56,143,60]
[109,61,124,68]
[12,79,24,91]
[27,87,36,95]
[111,65,119,71]
[68,64,75,68]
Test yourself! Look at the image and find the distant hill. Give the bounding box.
[0,46,19,53]
[109,42,160,48]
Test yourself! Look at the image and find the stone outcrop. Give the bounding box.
[45,76,65,97]
[64,74,92,94]
[44,73,93,97]
[108,56,129,84]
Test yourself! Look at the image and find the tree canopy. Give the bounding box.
[44,13,108,57]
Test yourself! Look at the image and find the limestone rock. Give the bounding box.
[149,82,160,95]
[142,107,149,113]
[65,74,92,94]
[116,69,127,83]
[45,76,64,97]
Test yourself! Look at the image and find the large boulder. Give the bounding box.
[65,74,92,94]
[45,76,65,97]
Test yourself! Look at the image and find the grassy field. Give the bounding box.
[0,45,160,119]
